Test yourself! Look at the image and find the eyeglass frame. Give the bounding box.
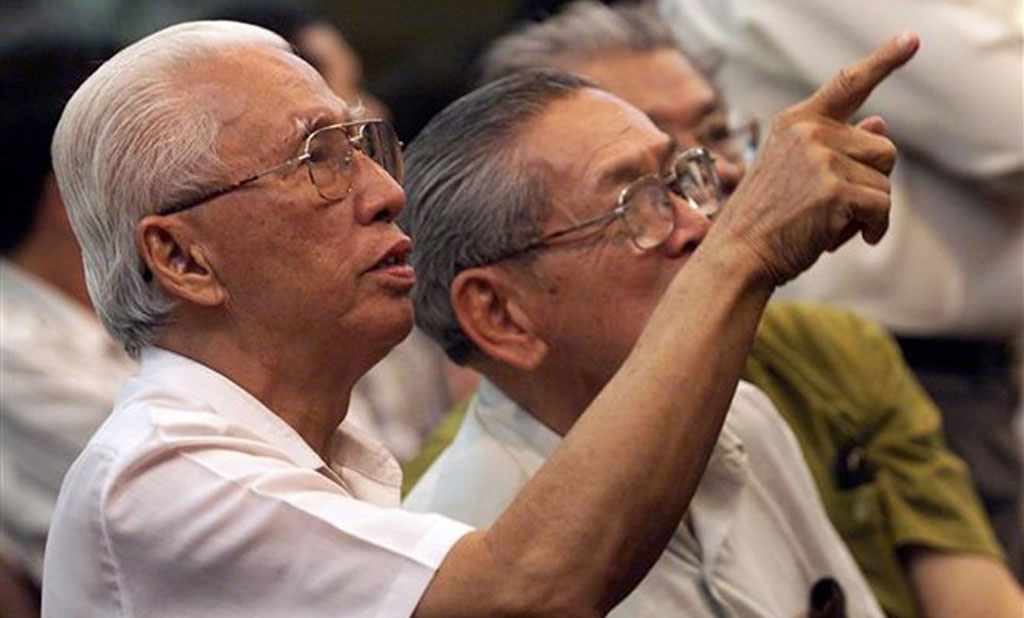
[694,115,760,166]
[479,146,722,266]
[153,118,400,217]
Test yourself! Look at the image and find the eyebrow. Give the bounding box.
[647,97,725,139]
[594,134,679,196]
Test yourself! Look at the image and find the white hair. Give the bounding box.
[52,21,291,356]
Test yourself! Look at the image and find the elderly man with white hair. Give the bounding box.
[43,18,916,617]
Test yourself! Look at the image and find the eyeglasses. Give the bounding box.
[155,118,403,216]
[483,146,722,265]
[695,113,760,167]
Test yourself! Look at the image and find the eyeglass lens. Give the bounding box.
[668,151,722,218]
[619,149,722,250]
[620,177,676,250]
[306,122,404,200]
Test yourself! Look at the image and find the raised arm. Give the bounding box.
[414,33,919,618]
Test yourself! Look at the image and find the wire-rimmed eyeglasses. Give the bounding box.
[482,146,722,265]
[155,118,403,216]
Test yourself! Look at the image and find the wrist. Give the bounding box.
[695,227,778,297]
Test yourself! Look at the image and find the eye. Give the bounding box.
[703,124,731,145]
[340,151,355,171]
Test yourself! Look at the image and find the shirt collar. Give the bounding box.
[134,347,405,495]
[475,378,563,458]
[136,347,326,470]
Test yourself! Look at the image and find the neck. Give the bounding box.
[158,322,366,462]
[9,230,92,310]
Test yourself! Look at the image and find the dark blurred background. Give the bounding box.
[0,0,593,141]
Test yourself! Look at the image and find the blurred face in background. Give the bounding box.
[565,47,745,196]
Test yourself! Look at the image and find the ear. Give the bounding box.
[451,267,548,371]
[136,215,226,307]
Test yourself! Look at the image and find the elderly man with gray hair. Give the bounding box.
[403,4,1021,618]
[45,17,915,618]
[401,4,1018,618]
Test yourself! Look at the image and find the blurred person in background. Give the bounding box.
[403,3,1021,616]
[0,31,132,618]
[207,1,478,461]
[658,0,1024,577]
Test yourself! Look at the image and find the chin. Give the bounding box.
[372,299,416,348]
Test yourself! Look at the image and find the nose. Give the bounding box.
[661,194,712,258]
[714,152,744,196]
[352,153,405,225]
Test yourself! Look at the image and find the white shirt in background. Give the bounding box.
[658,0,1024,338]
[0,260,135,582]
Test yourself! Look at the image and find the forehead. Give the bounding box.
[518,87,670,207]
[570,48,717,130]
[183,45,349,162]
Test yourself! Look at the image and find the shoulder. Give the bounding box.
[749,301,902,409]
[757,300,893,359]
[404,404,540,528]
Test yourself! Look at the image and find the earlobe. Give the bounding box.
[451,268,547,371]
[136,215,226,307]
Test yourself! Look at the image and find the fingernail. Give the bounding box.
[896,31,919,51]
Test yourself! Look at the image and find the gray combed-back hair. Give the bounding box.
[52,21,290,357]
[400,70,591,365]
[480,1,679,84]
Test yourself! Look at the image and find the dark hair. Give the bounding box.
[400,69,592,364]
[0,34,118,254]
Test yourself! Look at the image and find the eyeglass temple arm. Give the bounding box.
[157,154,311,216]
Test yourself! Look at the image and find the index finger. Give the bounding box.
[796,32,919,121]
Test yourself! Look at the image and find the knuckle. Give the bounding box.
[819,175,844,200]
[880,141,897,168]
[812,146,838,170]
[797,121,822,141]
[877,176,892,193]
[834,67,859,97]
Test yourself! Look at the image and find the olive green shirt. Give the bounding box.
[743,301,1001,618]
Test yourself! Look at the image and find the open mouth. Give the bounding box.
[366,239,414,275]
[371,250,409,270]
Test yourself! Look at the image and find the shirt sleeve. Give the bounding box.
[100,430,472,618]
[854,315,1004,558]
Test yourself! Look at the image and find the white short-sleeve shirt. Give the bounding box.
[405,379,884,618]
[41,347,472,618]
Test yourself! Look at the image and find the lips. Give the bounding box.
[367,237,413,273]
[363,237,416,292]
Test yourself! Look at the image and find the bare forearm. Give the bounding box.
[417,244,771,617]
[906,548,1023,618]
